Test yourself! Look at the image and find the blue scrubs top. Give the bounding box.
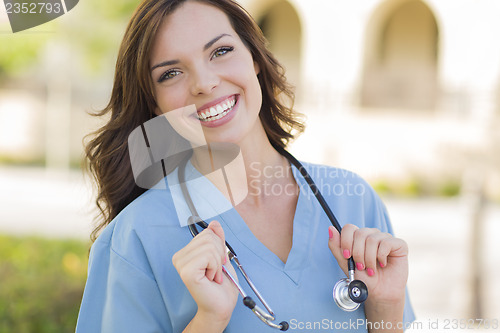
[76,162,415,332]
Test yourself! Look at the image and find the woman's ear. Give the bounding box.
[254,61,260,75]
[154,107,163,116]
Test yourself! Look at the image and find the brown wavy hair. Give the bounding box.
[85,0,305,241]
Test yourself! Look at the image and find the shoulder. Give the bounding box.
[91,184,188,276]
[99,186,178,244]
[297,161,391,231]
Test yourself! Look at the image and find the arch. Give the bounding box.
[256,0,303,98]
[361,0,439,111]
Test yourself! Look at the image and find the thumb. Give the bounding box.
[207,220,228,284]
[328,226,348,275]
[207,220,225,243]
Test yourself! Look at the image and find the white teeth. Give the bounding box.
[198,96,237,122]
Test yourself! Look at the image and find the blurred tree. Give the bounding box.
[0,0,139,80]
[0,33,49,79]
[65,0,139,75]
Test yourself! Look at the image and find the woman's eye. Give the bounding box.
[158,70,181,83]
[211,46,234,59]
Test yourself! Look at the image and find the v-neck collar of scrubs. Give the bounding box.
[173,159,317,285]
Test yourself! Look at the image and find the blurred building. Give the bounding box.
[241,0,500,197]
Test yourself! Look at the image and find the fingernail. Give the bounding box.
[328,228,333,239]
[223,257,227,265]
[342,249,350,259]
[367,268,375,276]
[379,262,385,268]
[356,262,364,270]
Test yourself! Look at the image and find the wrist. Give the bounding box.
[364,298,405,333]
[183,310,230,333]
[365,290,405,310]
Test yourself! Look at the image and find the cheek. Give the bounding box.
[245,65,263,109]
[154,85,190,114]
[230,60,262,100]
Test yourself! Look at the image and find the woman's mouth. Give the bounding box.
[197,95,237,123]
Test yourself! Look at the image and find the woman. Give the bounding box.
[76,0,415,332]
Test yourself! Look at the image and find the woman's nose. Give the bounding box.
[190,64,220,95]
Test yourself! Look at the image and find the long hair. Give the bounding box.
[85,0,305,241]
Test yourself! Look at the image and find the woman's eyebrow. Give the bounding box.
[203,33,231,51]
[151,59,180,72]
[151,33,232,72]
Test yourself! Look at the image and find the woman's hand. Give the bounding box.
[328,224,408,305]
[173,221,238,331]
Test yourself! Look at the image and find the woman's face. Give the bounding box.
[150,1,263,146]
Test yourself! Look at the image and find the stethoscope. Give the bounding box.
[176,143,368,331]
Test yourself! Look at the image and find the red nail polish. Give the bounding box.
[223,257,227,265]
[367,268,375,276]
[379,262,385,268]
[342,249,350,259]
[328,228,333,239]
[356,262,364,270]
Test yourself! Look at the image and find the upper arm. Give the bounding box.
[100,249,172,333]
[76,231,173,333]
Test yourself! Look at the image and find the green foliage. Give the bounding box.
[0,234,89,333]
[438,180,461,197]
[0,28,51,77]
[372,177,461,198]
[0,0,139,78]
[372,180,391,196]
[0,155,45,167]
[400,179,422,197]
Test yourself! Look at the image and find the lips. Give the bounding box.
[197,95,237,122]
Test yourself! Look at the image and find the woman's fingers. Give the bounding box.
[377,236,409,266]
[327,226,348,275]
[339,224,358,260]
[328,224,407,276]
[207,221,226,284]
[363,232,391,274]
[351,227,376,271]
[172,220,227,284]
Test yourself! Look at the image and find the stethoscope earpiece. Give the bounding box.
[279,321,289,331]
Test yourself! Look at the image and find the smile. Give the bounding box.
[197,95,236,122]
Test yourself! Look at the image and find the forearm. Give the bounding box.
[364,297,405,333]
[183,310,229,333]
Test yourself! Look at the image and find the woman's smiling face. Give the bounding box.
[150,1,264,145]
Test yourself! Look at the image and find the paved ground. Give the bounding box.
[387,197,500,332]
[0,166,94,239]
[1,166,499,331]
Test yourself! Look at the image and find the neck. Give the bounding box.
[190,125,293,207]
[236,131,294,205]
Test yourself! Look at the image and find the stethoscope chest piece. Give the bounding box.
[333,277,368,312]
[333,278,360,311]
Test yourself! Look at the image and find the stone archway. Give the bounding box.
[361,0,439,111]
[257,1,302,98]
